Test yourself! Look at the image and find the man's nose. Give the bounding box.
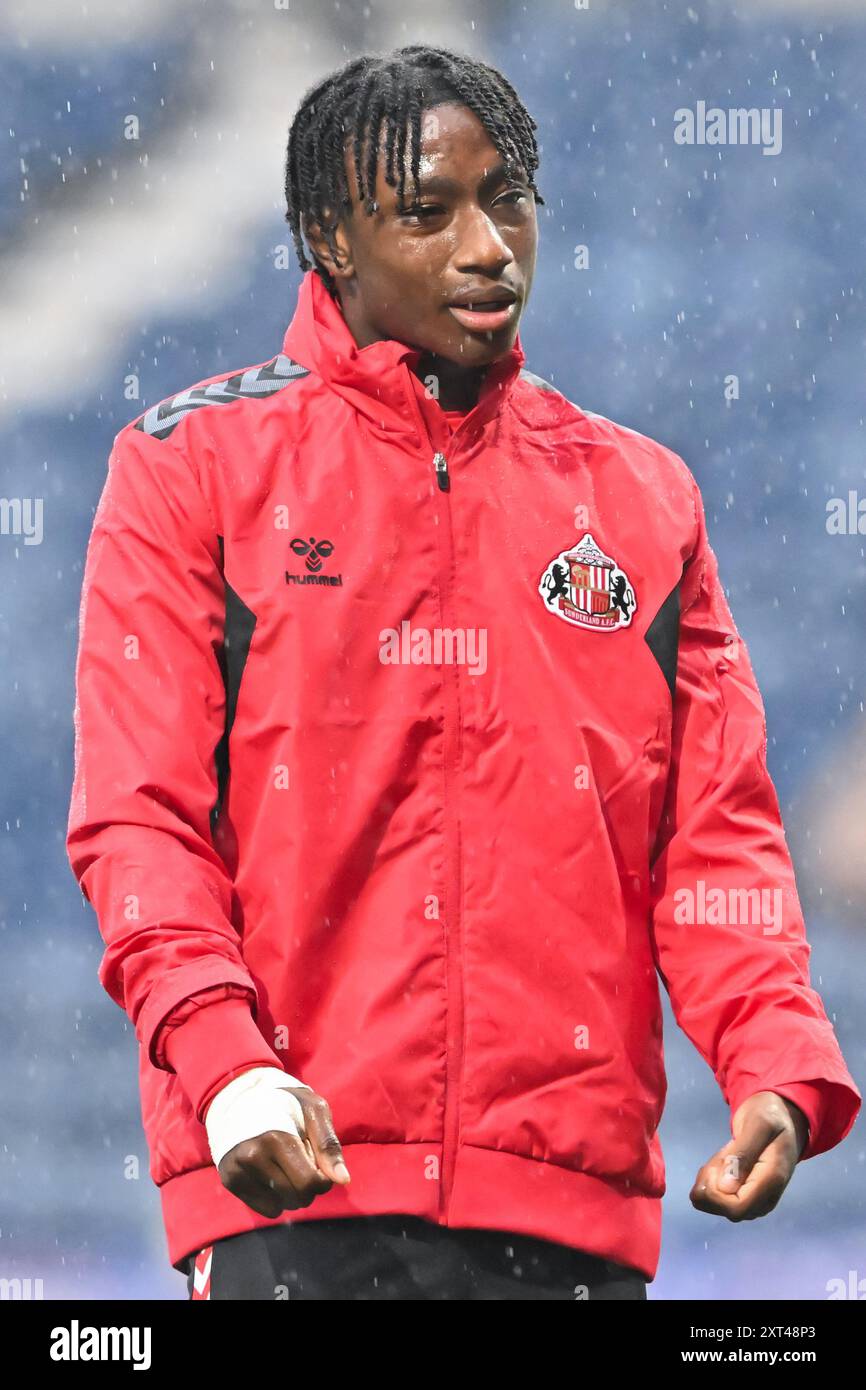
[455,206,515,276]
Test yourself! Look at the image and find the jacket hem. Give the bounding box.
[161,1141,662,1282]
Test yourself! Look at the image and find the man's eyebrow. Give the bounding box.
[410,162,527,198]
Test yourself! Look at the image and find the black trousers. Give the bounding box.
[184,1214,648,1300]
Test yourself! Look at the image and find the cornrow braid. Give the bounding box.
[284,44,544,294]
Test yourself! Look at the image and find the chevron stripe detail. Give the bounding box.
[191,1245,213,1300]
[519,367,560,394]
[135,354,310,440]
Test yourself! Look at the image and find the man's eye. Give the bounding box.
[498,188,529,206]
[402,204,444,220]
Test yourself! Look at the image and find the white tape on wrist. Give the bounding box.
[205,1066,313,1170]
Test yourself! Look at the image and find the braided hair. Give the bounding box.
[284,44,544,294]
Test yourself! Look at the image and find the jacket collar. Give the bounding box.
[282,269,526,448]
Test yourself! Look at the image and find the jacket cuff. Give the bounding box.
[163,997,286,1124]
[726,1073,861,1162]
[768,1082,827,1161]
[138,958,262,1070]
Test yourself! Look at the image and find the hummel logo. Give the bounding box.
[290,536,334,572]
[285,536,343,588]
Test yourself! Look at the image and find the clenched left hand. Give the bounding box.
[690,1091,809,1221]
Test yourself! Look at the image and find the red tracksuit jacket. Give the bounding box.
[66,268,861,1280]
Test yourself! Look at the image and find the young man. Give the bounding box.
[67,45,860,1301]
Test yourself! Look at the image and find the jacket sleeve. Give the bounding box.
[66,423,283,1101]
[648,466,861,1162]
[766,1080,827,1154]
[158,986,286,1123]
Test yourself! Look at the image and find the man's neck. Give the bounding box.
[413,352,489,412]
[332,286,491,412]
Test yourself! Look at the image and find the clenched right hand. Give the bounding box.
[205,1068,351,1219]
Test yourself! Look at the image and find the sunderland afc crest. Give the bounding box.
[539,532,637,631]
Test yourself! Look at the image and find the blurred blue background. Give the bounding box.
[0,0,863,1300]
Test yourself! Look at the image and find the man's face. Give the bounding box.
[307,101,538,366]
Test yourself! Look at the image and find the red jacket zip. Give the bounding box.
[404,379,466,1221]
[433,447,464,1220]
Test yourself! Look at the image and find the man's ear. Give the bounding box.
[302,208,354,284]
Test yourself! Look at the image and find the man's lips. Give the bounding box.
[447,300,518,333]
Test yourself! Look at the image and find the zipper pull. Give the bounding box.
[433,452,450,492]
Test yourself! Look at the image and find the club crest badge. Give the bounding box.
[538,532,637,631]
